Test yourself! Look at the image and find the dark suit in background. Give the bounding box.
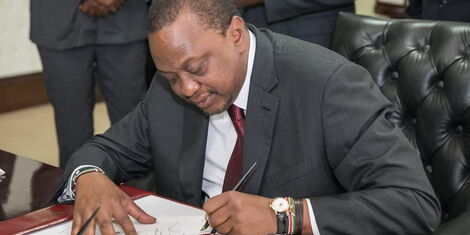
[240,0,355,47]
[62,26,440,234]
[407,0,470,22]
[30,0,148,167]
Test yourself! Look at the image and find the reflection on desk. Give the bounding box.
[0,149,63,221]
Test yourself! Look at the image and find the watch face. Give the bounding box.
[271,198,289,213]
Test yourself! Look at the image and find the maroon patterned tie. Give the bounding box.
[222,105,245,192]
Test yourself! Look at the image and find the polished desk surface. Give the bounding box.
[0,149,64,221]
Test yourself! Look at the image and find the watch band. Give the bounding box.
[276,212,287,234]
[293,199,303,235]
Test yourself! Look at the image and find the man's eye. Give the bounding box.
[188,66,200,75]
[193,68,203,75]
[194,61,207,76]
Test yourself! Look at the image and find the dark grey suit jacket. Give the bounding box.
[30,0,147,50]
[240,0,355,47]
[63,25,440,234]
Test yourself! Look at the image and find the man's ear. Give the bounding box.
[227,16,248,53]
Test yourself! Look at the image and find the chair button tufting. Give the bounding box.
[436,80,445,89]
[443,213,449,221]
[465,47,470,59]
[455,125,463,134]
[391,71,399,80]
[422,45,430,53]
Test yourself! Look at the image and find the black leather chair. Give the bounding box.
[332,12,470,234]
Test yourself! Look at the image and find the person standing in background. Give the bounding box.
[234,0,355,48]
[406,0,470,22]
[30,0,148,168]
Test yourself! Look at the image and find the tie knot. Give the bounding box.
[228,105,245,136]
[228,105,244,121]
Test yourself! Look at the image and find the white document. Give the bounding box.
[29,195,213,235]
[0,168,5,176]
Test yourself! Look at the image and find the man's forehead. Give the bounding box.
[150,31,206,70]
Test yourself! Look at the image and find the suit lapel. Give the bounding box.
[178,105,209,206]
[242,26,280,195]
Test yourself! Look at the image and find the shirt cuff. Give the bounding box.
[307,199,321,235]
[57,165,104,203]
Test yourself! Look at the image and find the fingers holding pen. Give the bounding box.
[203,191,276,235]
[202,192,237,234]
[205,203,233,234]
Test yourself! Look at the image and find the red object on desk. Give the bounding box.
[0,185,153,235]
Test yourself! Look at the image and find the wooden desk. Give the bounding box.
[0,149,64,221]
[0,150,154,234]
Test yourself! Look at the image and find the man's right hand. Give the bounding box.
[70,172,156,235]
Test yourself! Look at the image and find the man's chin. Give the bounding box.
[202,103,229,116]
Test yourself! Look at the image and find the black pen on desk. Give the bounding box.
[200,161,258,233]
[77,206,100,235]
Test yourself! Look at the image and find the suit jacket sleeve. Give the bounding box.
[263,0,354,23]
[62,83,156,184]
[309,63,441,234]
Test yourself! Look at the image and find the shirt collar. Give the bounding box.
[232,29,256,112]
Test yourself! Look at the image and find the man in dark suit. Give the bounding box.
[60,0,441,234]
[234,0,355,47]
[30,0,148,167]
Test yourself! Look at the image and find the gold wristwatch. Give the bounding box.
[270,197,289,234]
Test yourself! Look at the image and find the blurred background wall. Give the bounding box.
[0,0,42,79]
[0,0,380,80]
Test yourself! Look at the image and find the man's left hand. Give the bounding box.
[203,191,277,235]
[232,0,264,8]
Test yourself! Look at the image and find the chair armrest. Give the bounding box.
[433,210,470,235]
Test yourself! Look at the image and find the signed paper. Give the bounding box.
[29,195,212,235]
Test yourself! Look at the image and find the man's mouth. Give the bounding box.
[190,93,214,109]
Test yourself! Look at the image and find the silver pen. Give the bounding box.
[200,162,258,232]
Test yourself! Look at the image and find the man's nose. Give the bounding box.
[180,75,200,98]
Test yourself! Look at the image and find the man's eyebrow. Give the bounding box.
[182,56,205,70]
[155,57,196,74]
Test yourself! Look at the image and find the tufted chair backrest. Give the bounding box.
[332,12,470,223]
